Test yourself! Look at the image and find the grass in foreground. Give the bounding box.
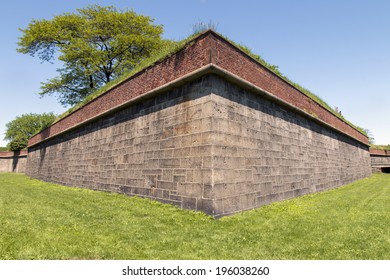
[1,173,390,260]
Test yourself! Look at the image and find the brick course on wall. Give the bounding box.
[206,35,368,145]
[26,31,372,217]
[28,31,368,148]
[0,151,27,173]
[370,148,390,156]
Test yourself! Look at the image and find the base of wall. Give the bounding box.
[372,167,390,173]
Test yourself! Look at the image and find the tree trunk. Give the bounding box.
[89,75,94,89]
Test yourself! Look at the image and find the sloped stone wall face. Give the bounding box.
[370,149,390,172]
[0,152,27,173]
[26,75,371,217]
[0,156,27,173]
[0,157,11,172]
[371,155,390,169]
[28,31,369,148]
[208,77,371,216]
[26,76,216,214]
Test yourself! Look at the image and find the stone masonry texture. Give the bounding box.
[207,76,370,216]
[26,31,372,217]
[0,151,27,173]
[370,149,390,172]
[26,75,371,217]
[27,77,216,212]
[28,31,368,147]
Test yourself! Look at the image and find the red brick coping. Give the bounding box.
[28,30,369,147]
[370,149,390,156]
[0,150,28,158]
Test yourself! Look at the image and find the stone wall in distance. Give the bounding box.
[0,151,27,173]
[371,155,390,167]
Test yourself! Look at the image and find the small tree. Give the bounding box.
[18,5,165,106]
[363,128,375,145]
[4,113,56,151]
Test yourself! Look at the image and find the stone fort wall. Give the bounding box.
[26,31,371,217]
[0,151,27,173]
[208,76,370,215]
[26,75,371,217]
[370,149,390,173]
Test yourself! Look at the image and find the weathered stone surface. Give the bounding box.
[204,76,371,217]
[371,156,390,167]
[28,31,368,148]
[370,150,390,173]
[27,77,214,213]
[26,75,371,217]
[0,151,27,173]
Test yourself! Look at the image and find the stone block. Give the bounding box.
[178,182,203,197]
[173,175,186,183]
[213,199,224,216]
[241,193,257,210]
[181,197,197,211]
[173,147,190,158]
[214,183,236,198]
[157,180,177,191]
[181,157,202,168]
[193,169,212,184]
[125,178,144,187]
[202,184,213,199]
[159,158,181,168]
[197,198,214,215]
[222,196,241,214]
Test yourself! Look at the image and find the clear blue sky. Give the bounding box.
[1,0,389,146]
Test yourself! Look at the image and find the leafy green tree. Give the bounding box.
[363,128,375,144]
[18,5,164,106]
[4,113,57,151]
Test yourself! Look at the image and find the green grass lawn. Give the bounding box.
[1,173,390,260]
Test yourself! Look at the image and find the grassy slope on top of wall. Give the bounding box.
[51,30,367,137]
[1,172,390,260]
[371,145,390,151]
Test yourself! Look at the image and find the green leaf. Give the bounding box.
[17,4,165,106]
[4,113,57,151]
